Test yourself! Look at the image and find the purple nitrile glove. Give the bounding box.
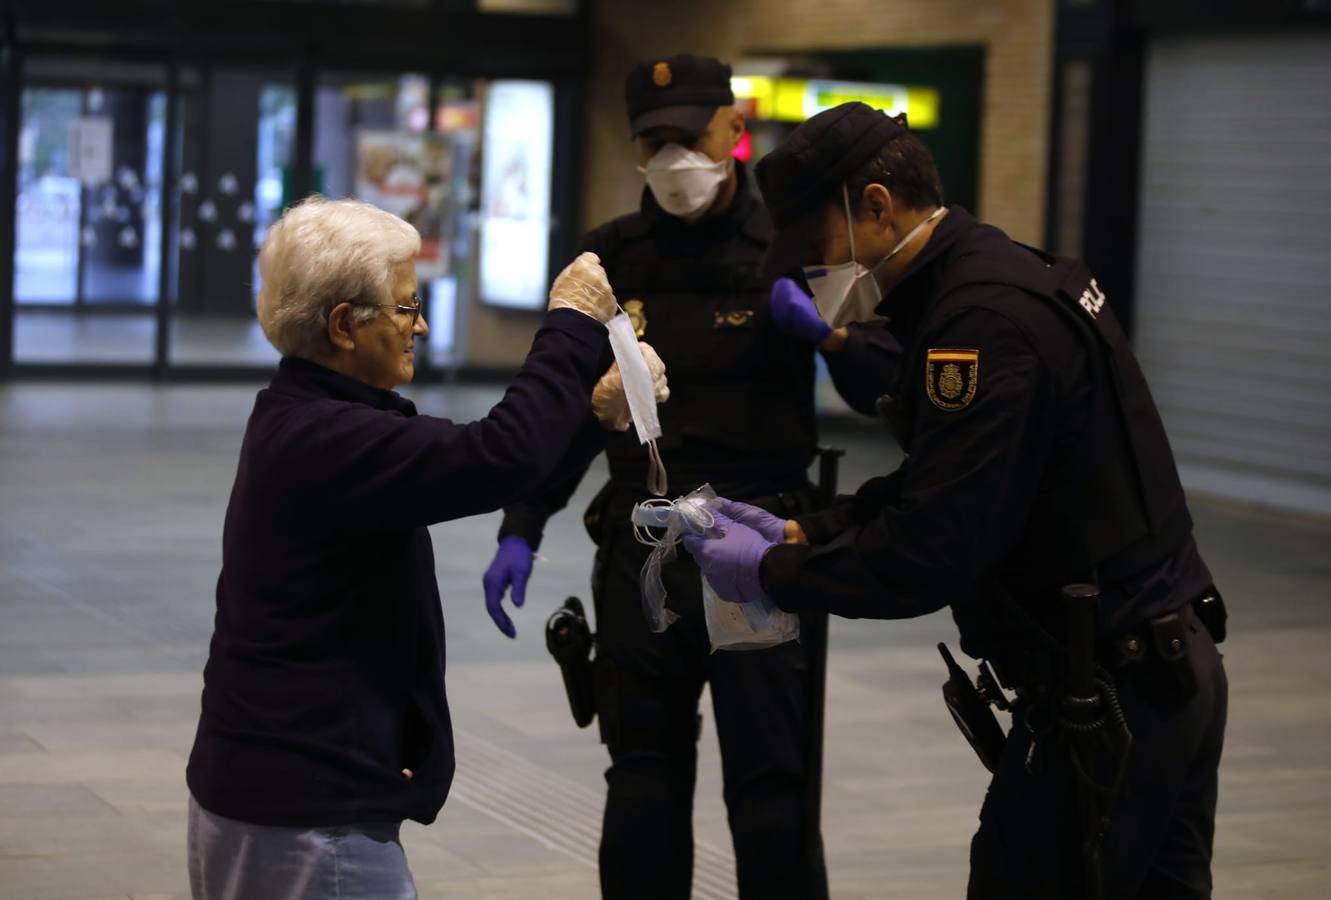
[482,535,534,639]
[716,497,789,544]
[769,277,833,345]
[681,511,776,606]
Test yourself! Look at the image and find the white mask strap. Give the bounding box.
[869,205,947,276]
[630,484,721,632]
[842,182,858,266]
[646,440,667,498]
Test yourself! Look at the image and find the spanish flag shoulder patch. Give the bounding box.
[925,348,980,411]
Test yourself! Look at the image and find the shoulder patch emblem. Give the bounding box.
[624,298,647,337]
[925,348,979,411]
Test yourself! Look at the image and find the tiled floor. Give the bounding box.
[1,381,1328,899]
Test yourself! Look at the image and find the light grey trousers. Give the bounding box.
[187,795,417,900]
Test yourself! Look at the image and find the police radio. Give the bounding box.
[938,643,1008,773]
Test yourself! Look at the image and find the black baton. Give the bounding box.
[1061,583,1105,900]
[1062,584,1100,706]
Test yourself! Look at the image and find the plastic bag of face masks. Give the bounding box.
[701,573,800,652]
[632,485,800,651]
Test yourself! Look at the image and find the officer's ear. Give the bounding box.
[722,106,745,152]
[860,183,895,232]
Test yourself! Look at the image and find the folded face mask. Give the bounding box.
[606,310,667,496]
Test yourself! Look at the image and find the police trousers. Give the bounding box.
[590,490,828,900]
[968,608,1228,899]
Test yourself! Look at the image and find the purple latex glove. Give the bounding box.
[716,497,789,544]
[681,511,775,606]
[769,277,833,345]
[482,535,533,638]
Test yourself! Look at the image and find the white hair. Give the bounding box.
[256,195,421,360]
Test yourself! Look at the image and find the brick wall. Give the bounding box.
[583,0,1054,245]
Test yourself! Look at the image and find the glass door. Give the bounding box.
[12,58,166,365]
[3,55,562,376]
[167,64,296,367]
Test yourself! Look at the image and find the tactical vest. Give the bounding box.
[588,198,818,494]
[895,227,1193,644]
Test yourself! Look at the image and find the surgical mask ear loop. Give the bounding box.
[646,440,667,497]
[631,495,716,548]
[630,486,720,632]
[637,330,668,499]
[632,498,674,547]
[843,182,859,268]
[847,180,947,280]
[868,205,946,278]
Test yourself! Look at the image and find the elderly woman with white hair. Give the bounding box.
[184,196,665,899]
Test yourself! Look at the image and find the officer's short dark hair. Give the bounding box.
[845,132,943,212]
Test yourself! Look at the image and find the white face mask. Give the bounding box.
[606,310,667,496]
[802,184,945,328]
[638,143,730,222]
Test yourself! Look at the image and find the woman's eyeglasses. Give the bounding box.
[352,294,422,327]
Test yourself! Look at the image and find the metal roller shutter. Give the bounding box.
[1133,34,1331,517]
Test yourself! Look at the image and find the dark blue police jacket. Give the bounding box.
[186,308,609,827]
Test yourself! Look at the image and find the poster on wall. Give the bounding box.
[68,117,114,186]
[355,129,455,280]
[478,80,554,310]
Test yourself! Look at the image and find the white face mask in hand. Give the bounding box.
[638,143,730,222]
[802,183,945,328]
[607,311,667,496]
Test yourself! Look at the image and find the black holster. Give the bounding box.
[546,597,596,728]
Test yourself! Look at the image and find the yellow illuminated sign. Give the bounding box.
[731,76,940,129]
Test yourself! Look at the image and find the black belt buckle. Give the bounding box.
[1148,611,1198,707]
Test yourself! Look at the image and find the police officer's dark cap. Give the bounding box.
[625,54,734,138]
[756,102,908,279]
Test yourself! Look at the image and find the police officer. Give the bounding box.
[480,59,894,900]
[682,102,1229,899]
